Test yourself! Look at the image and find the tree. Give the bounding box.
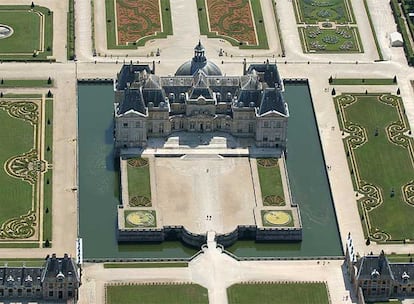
[44,239,50,247]
[366,238,371,246]
[47,77,52,84]
[328,76,333,84]
[47,90,52,97]
[1,79,3,84]
[393,75,397,83]
[397,88,400,95]
[331,88,336,96]
[31,1,34,8]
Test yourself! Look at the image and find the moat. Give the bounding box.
[78,82,342,259]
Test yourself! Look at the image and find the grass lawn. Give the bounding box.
[67,0,75,59]
[331,78,396,85]
[0,242,39,248]
[127,158,151,206]
[197,0,268,49]
[42,97,53,242]
[227,282,329,304]
[104,262,188,268]
[386,254,413,263]
[293,0,355,24]
[335,93,414,241]
[106,284,208,304]
[256,158,285,206]
[0,258,45,267]
[0,5,53,60]
[300,26,362,53]
[105,0,172,49]
[0,96,52,245]
[0,79,53,87]
[0,107,33,225]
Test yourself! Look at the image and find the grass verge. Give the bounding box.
[106,283,209,304]
[227,282,329,304]
[104,262,188,268]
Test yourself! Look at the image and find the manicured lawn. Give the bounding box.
[0,96,52,245]
[127,158,151,206]
[104,262,188,268]
[386,254,413,263]
[43,97,53,242]
[293,0,355,24]
[0,79,53,87]
[300,26,362,53]
[0,242,39,248]
[331,78,396,85]
[0,108,33,225]
[256,158,285,206]
[0,258,45,267]
[335,93,414,241]
[197,0,268,49]
[0,5,53,60]
[106,284,208,304]
[67,0,75,60]
[105,0,172,49]
[227,282,329,304]
[292,0,364,53]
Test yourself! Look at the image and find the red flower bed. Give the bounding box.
[207,0,257,45]
[116,0,161,44]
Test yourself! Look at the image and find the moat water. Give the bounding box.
[78,82,342,259]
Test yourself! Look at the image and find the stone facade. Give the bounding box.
[114,42,288,149]
[0,254,80,302]
[345,237,414,302]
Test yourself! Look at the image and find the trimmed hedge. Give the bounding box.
[390,0,414,65]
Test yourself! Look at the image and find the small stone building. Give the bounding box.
[0,253,80,302]
[114,42,289,149]
[345,237,414,302]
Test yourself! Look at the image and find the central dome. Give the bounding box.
[175,41,222,76]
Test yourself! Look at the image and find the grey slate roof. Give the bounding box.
[258,88,286,116]
[175,41,222,76]
[357,255,394,281]
[0,267,43,287]
[118,89,146,115]
[117,61,286,117]
[390,263,414,284]
[247,63,282,88]
[175,60,222,76]
[117,64,152,90]
[42,254,79,283]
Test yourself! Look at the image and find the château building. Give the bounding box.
[0,254,80,301]
[114,41,289,149]
[345,237,414,302]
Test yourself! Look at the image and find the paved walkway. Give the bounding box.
[79,240,352,304]
[1,0,414,303]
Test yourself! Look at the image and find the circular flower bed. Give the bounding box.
[263,211,291,226]
[126,211,155,227]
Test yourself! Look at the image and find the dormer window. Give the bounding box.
[402,271,410,283]
[371,269,380,279]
